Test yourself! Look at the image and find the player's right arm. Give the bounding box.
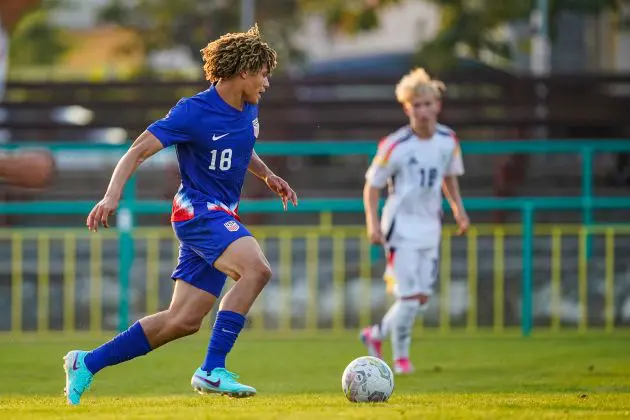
[363,183,382,244]
[363,138,401,244]
[87,131,164,231]
[87,99,195,231]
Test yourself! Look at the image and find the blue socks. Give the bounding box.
[84,321,152,375]
[202,310,246,372]
[82,312,245,375]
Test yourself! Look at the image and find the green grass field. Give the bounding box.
[1,331,629,419]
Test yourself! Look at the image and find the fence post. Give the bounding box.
[117,175,136,332]
[581,146,593,259]
[521,202,535,337]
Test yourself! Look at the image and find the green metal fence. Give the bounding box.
[2,140,630,336]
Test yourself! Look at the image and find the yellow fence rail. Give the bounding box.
[0,224,627,334]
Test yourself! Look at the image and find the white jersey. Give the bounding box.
[365,124,464,249]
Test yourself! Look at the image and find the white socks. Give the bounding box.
[373,299,427,360]
[371,301,399,340]
[391,299,420,360]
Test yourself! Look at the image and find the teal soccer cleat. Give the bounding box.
[63,350,93,405]
[191,367,256,398]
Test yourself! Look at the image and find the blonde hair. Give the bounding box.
[395,68,446,104]
[200,24,278,83]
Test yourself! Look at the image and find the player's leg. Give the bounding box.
[86,246,217,365]
[390,296,423,374]
[361,248,397,359]
[390,247,438,374]
[214,235,271,313]
[65,281,215,404]
[64,245,217,405]
[138,280,217,348]
[199,236,270,372]
[192,234,271,397]
[364,246,423,373]
[88,278,216,367]
[362,246,420,360]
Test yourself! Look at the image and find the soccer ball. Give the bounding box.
[341,356,394,403]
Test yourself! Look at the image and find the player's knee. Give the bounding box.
[174,319,202,337]
[253,259,273,284]
[166,312,203,337]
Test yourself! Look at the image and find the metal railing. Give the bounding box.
[2,140,630,336]
[1,224,625,334]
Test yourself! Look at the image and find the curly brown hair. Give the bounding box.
[200,24,278,83]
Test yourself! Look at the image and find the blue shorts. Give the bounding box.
[171,211,252,297]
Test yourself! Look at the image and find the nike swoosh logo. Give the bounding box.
[195,375,220,387]
[72,354,80,370]
[221,328,238,335]
[212,133,229,141]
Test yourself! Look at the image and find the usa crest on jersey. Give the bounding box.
[224,220,240,232]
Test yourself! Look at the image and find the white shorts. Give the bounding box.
[383,246,439,299]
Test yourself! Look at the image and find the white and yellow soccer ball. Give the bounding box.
[341,356,394,403]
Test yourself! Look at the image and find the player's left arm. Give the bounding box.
[442,141,469,235]
[249,150,298,210]
[443,176,469,233]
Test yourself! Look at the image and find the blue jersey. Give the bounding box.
[148,86,259,222]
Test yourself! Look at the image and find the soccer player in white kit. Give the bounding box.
[360,68,470,375]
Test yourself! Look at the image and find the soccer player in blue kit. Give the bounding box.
[63,25,297,405]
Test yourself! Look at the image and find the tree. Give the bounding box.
[6,0,69,66]
[307,0,621,70]
[0,0,42,33]
[300,0,402,34]
[97,0,306,75]
[416,1,531,69]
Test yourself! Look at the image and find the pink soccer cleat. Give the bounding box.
[360,326,383,359]
[394,358,415,375]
